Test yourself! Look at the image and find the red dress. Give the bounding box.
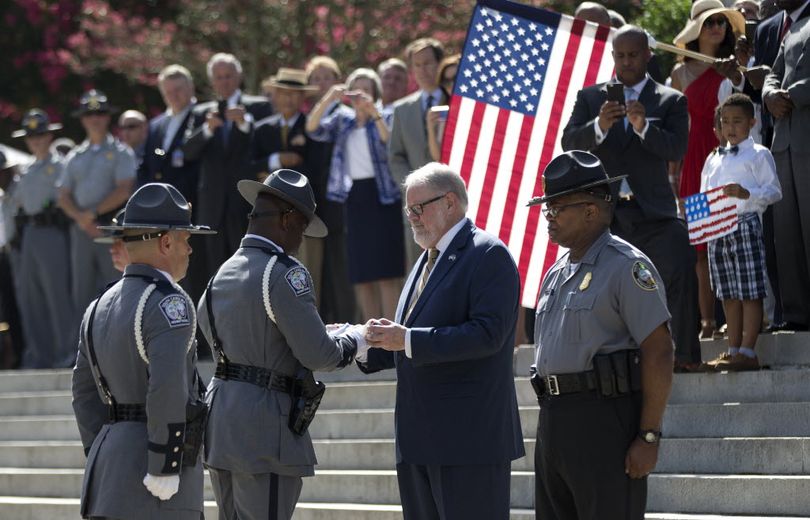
[679,67,724,199]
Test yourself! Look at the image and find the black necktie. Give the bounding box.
[718,145,739,156]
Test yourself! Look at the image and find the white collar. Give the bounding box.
[623,75,649,96]
[224,89,242,108]
[156,268,174,283]
[434,217,467,256]
[165,103,193,118]
[422,88,444,104]
[244,233,284,252]
[789,0,810,22]
[281,113,301,127]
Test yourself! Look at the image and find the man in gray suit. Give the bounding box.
[763,16,810,328]
[389,37,445,266]
[198,169,365,520]
[72,183,216,519]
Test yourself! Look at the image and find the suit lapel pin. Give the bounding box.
[579,272,592,291]
[448,254,457,262]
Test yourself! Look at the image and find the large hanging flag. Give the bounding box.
[684,186,740,245]
[442,0,616,307]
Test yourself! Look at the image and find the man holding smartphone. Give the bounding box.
[561,25,699,372]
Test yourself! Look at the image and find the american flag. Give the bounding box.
[441,0,615,307]
[684,186,740,245]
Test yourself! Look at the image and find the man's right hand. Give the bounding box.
[206,111,224,132]
[278,152,303,167]
[597,100,625,132]
[764,90,794,119]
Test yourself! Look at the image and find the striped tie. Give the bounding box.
[404,248,439,321]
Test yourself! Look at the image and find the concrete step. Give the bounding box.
[668,368,810,404]
[663,402,810,438]
[0,370,72,393]
[648,474,810,516]
[0,442,84,469]
[699,331,810,367]
[0,416,78,441]
[0,391,72,416]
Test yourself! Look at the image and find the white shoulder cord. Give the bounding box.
[262,256,278,323]
[134,284,157,364]
[173,283,197,353]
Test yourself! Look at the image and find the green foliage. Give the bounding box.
[633,0,691,77]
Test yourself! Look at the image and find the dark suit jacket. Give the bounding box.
[137,107,199,208]
[361,220,524,466]
[561,80,689,222]
[182,93,272,250]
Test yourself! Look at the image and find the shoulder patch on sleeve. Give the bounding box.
[632,261,658,291]
[285,266,312,297]
[158,294,191,327]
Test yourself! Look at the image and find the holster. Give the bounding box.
[288,368,326,436]
[182,398,208,466]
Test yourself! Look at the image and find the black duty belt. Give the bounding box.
[214,362,295,394]
[109,403,147,423]
[531,370,598,398]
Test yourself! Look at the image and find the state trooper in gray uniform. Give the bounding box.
[198,169,366,520]
[58,90,136,312]
[528,151,675,520]
[72,183,216,520]
[11,109,76,368]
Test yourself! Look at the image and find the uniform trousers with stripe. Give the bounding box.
[208,467,303,520]
[535,391,646,520]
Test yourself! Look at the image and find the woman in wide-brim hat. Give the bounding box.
[669,0,745,341]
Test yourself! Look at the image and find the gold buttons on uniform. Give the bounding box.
[173,447,179,452]
[175,431,181,437]
[171,461,178,468]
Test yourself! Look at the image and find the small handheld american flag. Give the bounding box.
[684,185,740,245]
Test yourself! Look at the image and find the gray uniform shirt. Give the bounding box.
[198,235,357,476]
[16,153,64,215]
[533,231,671,376]
[59,134,136,210]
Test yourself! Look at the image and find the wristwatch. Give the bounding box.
[638,430,662,444]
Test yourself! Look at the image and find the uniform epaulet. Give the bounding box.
[606,235,644,261]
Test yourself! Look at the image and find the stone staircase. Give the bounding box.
[0,333,809,519]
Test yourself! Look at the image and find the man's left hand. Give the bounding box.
[366,318,406,351]
[625,101,646,132]
[625,437,659,479]
[225,105,247,125]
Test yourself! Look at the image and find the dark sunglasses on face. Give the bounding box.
[703,17,728,28]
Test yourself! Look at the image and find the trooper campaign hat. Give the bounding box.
[93,209,126,245]
[527,150,626,206]
[72,89,118,117]
[98,183,216,240]
[12,109,62,138]
[0,150,17,171]
[238,169,328,238]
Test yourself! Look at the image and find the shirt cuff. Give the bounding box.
[731,75,745,91]
[236,114,252,133]
[634,120,649,139]
[268,153,281,171]
[202,125,213,139]
[405,329,412,358]
[593,118,606,144]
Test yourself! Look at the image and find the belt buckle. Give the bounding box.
[545,375,560,396]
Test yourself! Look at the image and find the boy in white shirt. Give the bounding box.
[701,93,782,371]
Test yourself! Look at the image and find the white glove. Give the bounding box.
[326,322,351,335]
[143,473,180,501]
[344,324,370,363]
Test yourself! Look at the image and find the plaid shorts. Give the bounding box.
[708,212,767,301]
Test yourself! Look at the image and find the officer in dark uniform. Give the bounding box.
[198,169,365,520]
[72,183,215,519]
[529,151,675,519]
[11,109,76,368]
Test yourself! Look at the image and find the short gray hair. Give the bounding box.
[377,57,407,76]
[158,64,194,88]
[206,53,243,79]
[346,68,383,101]
[405,162,468,211]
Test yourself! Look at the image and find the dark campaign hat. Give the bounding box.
[98,183,216,237]
[72,89,118,117]
[93,209,126,244]
[238,169,327,238]
[12,109,63,138]
[527,150,627,206]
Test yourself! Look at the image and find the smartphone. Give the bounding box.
[745,20,758,43]
[430,105,450,121]
[606,83,625,106]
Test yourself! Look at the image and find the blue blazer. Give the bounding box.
[361,219,524,466]
[138,108,199,209]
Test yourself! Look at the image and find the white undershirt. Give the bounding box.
[345,127,376,180]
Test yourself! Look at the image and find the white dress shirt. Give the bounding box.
[699,136,782,215]
[162,104,193,152]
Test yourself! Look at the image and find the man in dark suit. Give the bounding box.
[561,25,699,369]
[361,163,524,519]
[183,53,273,279]
[139,64,206,306]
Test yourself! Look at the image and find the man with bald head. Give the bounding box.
[118,110,148,164]
[562,25,698,371]
[575,1,611,25]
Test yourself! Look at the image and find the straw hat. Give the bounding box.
[673,0,745,48]
[264,68,319,92]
